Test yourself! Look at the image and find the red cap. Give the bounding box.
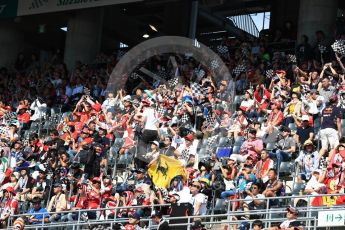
[92,103,102,112]
[5,186,15,195]
[92,177,101,183]
[185,134,194,141]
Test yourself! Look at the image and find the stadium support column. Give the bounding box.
[163,0,190,36]
[64,8,104,71]
[189,0,199,39]
[297,0,338,43]
[0,23,24,68]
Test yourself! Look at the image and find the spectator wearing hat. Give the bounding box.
[14,168,35,202]
[320,162,345,194]
[253,150,274,183]
[0,186,18,228]
[168,192,193,230]
[125,212,142,230]
[266,101,284,128]
[319,94,342,158]
[27,197,49,225]
[271,126,296,168]
[294,115,314,147]
[174,134,196,166]
[236,163,256,194]
[295,140,319,179]
[85,177,102,216]
[239,89,254,114]
[218,157,237,198]
[29,169,50,201]
[151,210,170,230]
[144,141,160,167]
[9,141,24,169]
[269,206,304,230]
[47,182,67,222]
[328,138,345,167]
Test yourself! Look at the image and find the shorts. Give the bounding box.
[320,128,339,150]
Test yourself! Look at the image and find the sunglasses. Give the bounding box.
[252,187,258,190]
[339,145,345,148]
[191,184,201,189]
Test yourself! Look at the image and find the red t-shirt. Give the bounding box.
[17,112,30,123]
[87,190,101,209]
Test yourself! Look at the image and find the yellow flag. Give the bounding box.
[148,155,187,188]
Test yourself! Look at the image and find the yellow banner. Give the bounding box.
[148,155,187,188]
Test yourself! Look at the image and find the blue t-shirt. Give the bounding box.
[321,105,341,129]
[28,208,50,225]
[237,174,256,192]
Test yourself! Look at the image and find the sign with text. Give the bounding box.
[318,210,345,227]
[0,0,18,18]
[17,0,142,16]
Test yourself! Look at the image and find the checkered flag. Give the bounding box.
[3,112,18,125]
[331,39,345,56]
[206,134,219,153]
[0,126,9,135]
[217,45,229,54]
[168,77,179,88]
[266,69,274,79]
[287,54,297,64]
[191,82,207,96]
[211,59,219,70]
[156,107,166,116]
[318,44,327,53]
[233,64,246,77]
[180,113,189,124]
[158,68,169,80]
[206,113,216,125]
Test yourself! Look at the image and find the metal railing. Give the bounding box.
[7,193,345,229]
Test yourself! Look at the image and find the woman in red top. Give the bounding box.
[85,177,101,219]
[0,187,18,228]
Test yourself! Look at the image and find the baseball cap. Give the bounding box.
[150,210,163,218]
[168,193,180,201]
[129,212,141,220]
[301,115,309,121]
[286,206,298,214]
[151,141,160,147]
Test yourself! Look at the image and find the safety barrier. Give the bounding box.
[7,193,345,229]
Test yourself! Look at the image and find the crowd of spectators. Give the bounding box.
[0,28,345,230]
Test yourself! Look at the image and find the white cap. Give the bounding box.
[301,115,309,121]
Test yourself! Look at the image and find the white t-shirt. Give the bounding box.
[142,108,158,130]
[244,194,265,204]
[190,193,208,215]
